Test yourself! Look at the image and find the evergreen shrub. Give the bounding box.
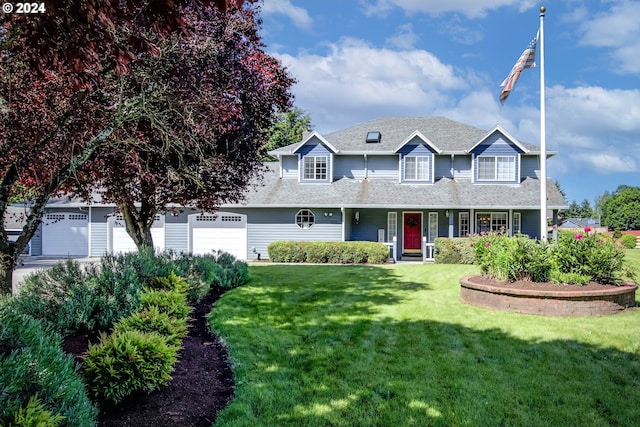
[267,241,389,264]
[82,330,179,404]
[0,311,97,426]
[434,238,475,264]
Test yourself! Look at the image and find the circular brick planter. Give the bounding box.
[460,276,637,317]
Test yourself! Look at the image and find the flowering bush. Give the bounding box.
[551,229,627,285]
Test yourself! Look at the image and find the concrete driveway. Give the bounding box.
[12,256,102,294]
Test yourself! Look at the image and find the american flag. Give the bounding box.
[499,34,538,104]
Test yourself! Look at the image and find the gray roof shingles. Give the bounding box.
[230,165,567,209]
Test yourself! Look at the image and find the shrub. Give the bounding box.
[0,311,97,426]
[550,270,591,286]
[267,241,389,264]
[620,234,638,249]
[139,289,191,320]
[82,330,179,404]
[552,230,626,284]
[472,233,551,282]
[434,238,475,264]
[149,272,190,294]
[114,305,188,347]
[8,394,65,427]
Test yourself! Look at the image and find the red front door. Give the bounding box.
[403,213,422,253]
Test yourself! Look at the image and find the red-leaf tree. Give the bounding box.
[0,0,266,294]
[73,4,294,250]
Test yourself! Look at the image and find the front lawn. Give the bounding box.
[209,260,640,426]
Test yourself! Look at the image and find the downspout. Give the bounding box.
[341,207,346,241]
[364,154,368,179]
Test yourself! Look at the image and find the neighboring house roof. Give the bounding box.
[271,116,545,156]
[229,164,567,209]
[3,205,29,231]
[560,218,601,228]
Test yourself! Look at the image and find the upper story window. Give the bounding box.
[404,156,430,181]
[477,156,515,181]
[303,156,327,180]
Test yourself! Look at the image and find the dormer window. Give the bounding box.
[366,131,381,143]
[477,156,515,181]
[404,156,430,181]
[303,156,327,180]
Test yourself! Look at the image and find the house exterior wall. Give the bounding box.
[334,155,365,179]
[367,156,397,179]
[453,156,472,180]
[520,156,540,179]
[281,155,298,178]
[232,207,343,260]
[434,155,453,179]
[89,207,110,256]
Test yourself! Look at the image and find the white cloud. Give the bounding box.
[385,24,419,50]
[363,0,537,19]
[576,2,640,74]
[261,0,313,29]
[275,38,467,131]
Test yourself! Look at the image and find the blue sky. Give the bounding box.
[259,0,640,207]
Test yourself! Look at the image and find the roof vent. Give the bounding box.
[366,131,381,143]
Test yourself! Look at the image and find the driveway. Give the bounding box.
[12,256,101,293]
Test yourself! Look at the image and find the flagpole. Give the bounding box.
[539,6,547,241]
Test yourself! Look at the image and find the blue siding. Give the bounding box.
[453,156,472,180]
[520,156,540,179]
[398,142,435,183]
[520,210,541,239]
[298,140,332,183]
[282,156,298,178]
[233,208,342,260]
[472,134,523,184]
[367,156,398,179]
[334,155,365,179]
[434,155,452,179]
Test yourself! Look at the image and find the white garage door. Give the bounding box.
[42,212,89,256]
[111,214,165,253]
[190,213,247,260]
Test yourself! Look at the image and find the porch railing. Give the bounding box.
[422,237,435,262]
[383,236,398,262]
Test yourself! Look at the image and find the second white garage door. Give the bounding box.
[189,213,247,260]
[110,214,165,254]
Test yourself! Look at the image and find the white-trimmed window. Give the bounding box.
[296,209,315,229]
[513,212,521,234]
[459,212,469,237]
[404,156,430,181]
[477,156,515,181]
[428,212,438,243]
[476,212,508,234]
[303,156,327,180]
[387,212,397,243]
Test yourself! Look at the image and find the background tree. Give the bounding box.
[262,107,313,160]
[578,199,595,218]
[601,186,640,230]
[594,190,611,220]
[0,0,247,294]
[76,4,294,249]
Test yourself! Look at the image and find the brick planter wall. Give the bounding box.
[460,276,637,317]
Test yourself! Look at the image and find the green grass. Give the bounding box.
[209,253,640,426]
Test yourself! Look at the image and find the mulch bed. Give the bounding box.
[467,275,627,292]
[63,288,235,427]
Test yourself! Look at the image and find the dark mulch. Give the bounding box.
[63,288,235,427]
[467,275,631,291]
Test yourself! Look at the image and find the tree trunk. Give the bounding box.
[119,202,156,252]
[0,253,15,295]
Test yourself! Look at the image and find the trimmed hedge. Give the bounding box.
[620,234,637,249]
[267,241,389,264]
[0,311,98,426]
[434,238,475,264]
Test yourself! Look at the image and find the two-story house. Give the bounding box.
[29,116,567,260]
